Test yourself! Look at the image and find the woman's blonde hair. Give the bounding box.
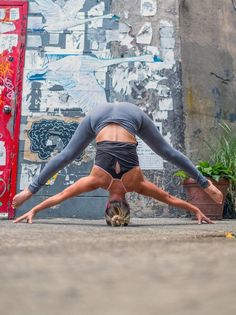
[105,200,130,226]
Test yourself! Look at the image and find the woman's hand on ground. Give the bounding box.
[13,210,36,224]
[196,210,214,224]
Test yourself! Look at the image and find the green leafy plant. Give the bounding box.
[174,122,236,216]
[209,122,236,189]
[174,170,189,180]
[174,160,234,182]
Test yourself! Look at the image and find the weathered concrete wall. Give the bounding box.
[179,0,236,161]
[16,0,184,219]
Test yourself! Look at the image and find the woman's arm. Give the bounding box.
[13,175,100,223]
[135,179,214,224]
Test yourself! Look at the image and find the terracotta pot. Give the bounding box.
[183,178,230,220]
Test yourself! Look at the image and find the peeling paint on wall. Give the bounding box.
[136,22,153,44]
[19,163,41,190]
[0,22,16,33]
[0,141,6,166]
[27,52,157,113]
[18,0,183,218]
[141,0,157,17]
[159,98,173,111]
[27,35,42,47]
[0,34,18,53]
[137,122,163,169]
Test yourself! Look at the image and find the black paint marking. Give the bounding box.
[210,72,231,85]
[27,82,42,111]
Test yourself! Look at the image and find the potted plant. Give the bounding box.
[175,123,236,220]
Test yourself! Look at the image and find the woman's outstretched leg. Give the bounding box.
[13,175,99,223]
[13,115,96,209]
[136,179,214,224]
[136,111,223,204]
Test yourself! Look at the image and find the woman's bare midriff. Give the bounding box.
[96,123,137,143]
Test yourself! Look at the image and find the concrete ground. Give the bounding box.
[0,218,236,315]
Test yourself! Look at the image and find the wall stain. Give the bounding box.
[232,0,236,11]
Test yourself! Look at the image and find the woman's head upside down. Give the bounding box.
[105,199,130,226]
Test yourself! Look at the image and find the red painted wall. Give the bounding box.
[0,0,28,219]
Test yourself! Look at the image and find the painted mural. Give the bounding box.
[0,1,28,218]
[28,119,79,160]
[18,0,183,218]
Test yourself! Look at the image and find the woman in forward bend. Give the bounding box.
[13,102,223,225]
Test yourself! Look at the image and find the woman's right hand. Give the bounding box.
[13,209,36,224]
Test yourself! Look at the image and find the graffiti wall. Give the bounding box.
[0,1,28,219]
[17,0,184,219]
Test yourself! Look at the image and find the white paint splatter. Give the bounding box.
[28,2,41,14]
[160,20,175,49]
[144,20,176,71]
[160,20,173,27]
[119,32,134,48]
[34,0,114,31]
[88,2,105,16]
[91,41,99,50]
[156,85,170,98]
[141,0,157,17]
[0,22,16,34]
[152,110,168,120]
[0,34,18,53]
[106,29,120,43]
[27,35,42,47]
[164,131,172,145]
[27,53,157,111]
[65,27,85,52]
[0,9,6,19]
[136,22,153,44]
[123,11,129,19]
[145,80,158,90]
[0,141,6,166]
[27,16,43,29]
[10,8,20,21]
[49,33,60,45]
[137,122,163,170]
[159,98,173,110]
[88,2,105,29]
[144,45,160,56]
[19,164,41,190]
[24,51,45,70]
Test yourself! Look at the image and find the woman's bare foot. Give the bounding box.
[203,180,223,204]
[12,189,33,208]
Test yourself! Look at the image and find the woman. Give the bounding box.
[13,102,222,225]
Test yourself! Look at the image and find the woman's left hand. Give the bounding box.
[13,209,36,224]
[196,210,214,224]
